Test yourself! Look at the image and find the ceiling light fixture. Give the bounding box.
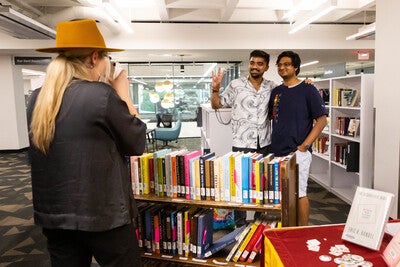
[300,60,319,68]
[345,22,376,40]
[102,0,133,33]
[289,0,337,34]
[0,5,56,39]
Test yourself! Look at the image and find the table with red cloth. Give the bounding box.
[262,223,393,267]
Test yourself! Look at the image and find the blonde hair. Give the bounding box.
[30,49,106,154]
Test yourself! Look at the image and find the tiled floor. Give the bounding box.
[0,138,350,266]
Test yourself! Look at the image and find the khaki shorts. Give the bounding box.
[295,150,312,198]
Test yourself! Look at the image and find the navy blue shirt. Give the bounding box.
[268,81,327,156]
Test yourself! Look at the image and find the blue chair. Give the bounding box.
[154,113,182,147]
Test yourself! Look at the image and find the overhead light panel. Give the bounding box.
[0,5,56,39]
[346,22,376,40]
[289,0,337,34]
[300,60,319,68]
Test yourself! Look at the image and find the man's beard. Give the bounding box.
[250,70,262,79]
[250,71,261,79]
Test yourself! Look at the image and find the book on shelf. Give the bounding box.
[263,153,274,204]
[239,217,268,262]
[247,220,278,263]
[205,156,216,200]
[225,223,252,262]
[232,219,261,262]
[347,118,360,137]
[234,152,243,203]
[199,152,216,201]
[183,150,202,199]
[152,149,171,196]
[196,208,214,258]
[333,88,359,107]
[319,88,330,105]
[203,225,246,258]
[241,153,251,203]
[342,186,394,250]
[346,141,360,172]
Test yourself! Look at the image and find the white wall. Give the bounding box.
[0,56,29,149]
[374,0,400,218]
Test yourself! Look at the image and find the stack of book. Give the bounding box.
[130,150,297,205]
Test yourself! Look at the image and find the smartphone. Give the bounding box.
[111,61,123,79]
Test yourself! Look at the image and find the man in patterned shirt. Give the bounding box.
[211,50,277,156]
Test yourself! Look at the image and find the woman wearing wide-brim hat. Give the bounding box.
[27,19,145,266]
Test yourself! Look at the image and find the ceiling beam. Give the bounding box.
[220,0,239,21]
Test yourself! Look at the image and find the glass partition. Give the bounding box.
[121,61,241,121]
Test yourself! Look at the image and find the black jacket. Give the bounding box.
[27,80,146,231]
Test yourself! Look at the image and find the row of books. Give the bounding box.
[137,203,211,258]
[332,88,360,107]
[334,116,360,137]
[224,214,278,263]
[130,149,296,205]
[136,202,278,262]
[333,141,359,172]
[313,136,329,155]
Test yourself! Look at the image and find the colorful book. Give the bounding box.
[153,149,172,195]
[204,156,216,200]
[183,150,202,199]
[239,218,267,261]
[199,152,216,200]
[263,154,274,204]
[234,152,243,203]
[226,223,252,262]
[232,219,261,262]
[196,208,214,258]
[241,153,251,203]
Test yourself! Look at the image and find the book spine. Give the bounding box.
[239,222,266,262]
[226,224,251,262]
[273,159,281,204]
[148,156,155,194]
[177,210,183,255]
[235,154,242,203]
[242,155,250,203]
[229,155,236,202]
[232,220,260,262]
[171,155,178,198]
[142,154,150,194]
[199,156,206,200]
[177,155,185,198]
[157,157,164,197]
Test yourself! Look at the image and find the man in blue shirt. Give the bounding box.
[268,51,328,226]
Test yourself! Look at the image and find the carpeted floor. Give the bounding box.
[0,137,350,266]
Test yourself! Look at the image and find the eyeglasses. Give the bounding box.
[276,62,292,68]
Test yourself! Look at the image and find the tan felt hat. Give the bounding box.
[36,19,123,53]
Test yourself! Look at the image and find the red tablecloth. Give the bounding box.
[262,224,392,267]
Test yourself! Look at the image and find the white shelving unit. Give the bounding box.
[310,74,374,204]
[200,103,232,156]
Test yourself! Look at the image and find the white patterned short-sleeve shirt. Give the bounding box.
[220,76,277,149]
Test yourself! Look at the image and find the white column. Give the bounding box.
[374,0,400,218]
[0,55,29,150]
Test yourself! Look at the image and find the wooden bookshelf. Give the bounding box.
[133,152,298,266]
[135,194,282,212]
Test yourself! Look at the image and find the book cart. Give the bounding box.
[310,74,374,204]
[133,152,299,266]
